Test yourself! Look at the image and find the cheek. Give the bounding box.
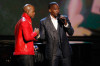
[53,11,57,14]
[31,13,33,16]
[32,13,35,17]
[54,10,57,13]
[33,12,35,15]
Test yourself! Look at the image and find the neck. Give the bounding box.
[50,14,57,19]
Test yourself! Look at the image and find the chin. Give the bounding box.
[31,16,34,18]
[54,15,57,18]
[55,14,58,17]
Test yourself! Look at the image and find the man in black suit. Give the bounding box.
[39,2,74,66]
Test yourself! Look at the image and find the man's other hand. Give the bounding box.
[34,28,39,35]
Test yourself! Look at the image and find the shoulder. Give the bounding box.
[20,17,29,27]
[20,17,28,23]
[40,17,48,25]
[20,17,28,25]
[40,15,50,23]
[40,17,47,22]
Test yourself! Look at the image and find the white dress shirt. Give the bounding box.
[50,15,58,30]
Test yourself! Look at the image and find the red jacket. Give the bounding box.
[13,13,37,55]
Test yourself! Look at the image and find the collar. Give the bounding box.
[22,12,31,19]
[50,15,57,20]
[22,12,32,24]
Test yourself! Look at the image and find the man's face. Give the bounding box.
[28,7,35,18]
[49,4,60,17]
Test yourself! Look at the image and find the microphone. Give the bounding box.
[57,14,65,24]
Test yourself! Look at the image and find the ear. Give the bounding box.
[49,9,51,12]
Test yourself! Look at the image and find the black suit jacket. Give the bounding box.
[39,15,74,60]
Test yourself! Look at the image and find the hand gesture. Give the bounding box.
[34,28,39,35]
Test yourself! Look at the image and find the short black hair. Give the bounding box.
[48,2,58,9]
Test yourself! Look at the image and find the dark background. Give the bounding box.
[0,0,100,66]
[0,0,60,35]
[0,0,100,36]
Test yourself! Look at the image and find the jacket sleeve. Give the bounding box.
[21,21,37,41]
[39,20,46,40]
[64,17,74,36]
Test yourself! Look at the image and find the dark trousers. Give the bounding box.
[51,55,71,66]
[46,48,71,66]
[14,55,34,66]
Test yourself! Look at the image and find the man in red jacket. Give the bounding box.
[13,4,39,66]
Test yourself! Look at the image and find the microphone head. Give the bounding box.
[57,14,65,18]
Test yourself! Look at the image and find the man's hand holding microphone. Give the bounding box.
[57,14,68,25]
